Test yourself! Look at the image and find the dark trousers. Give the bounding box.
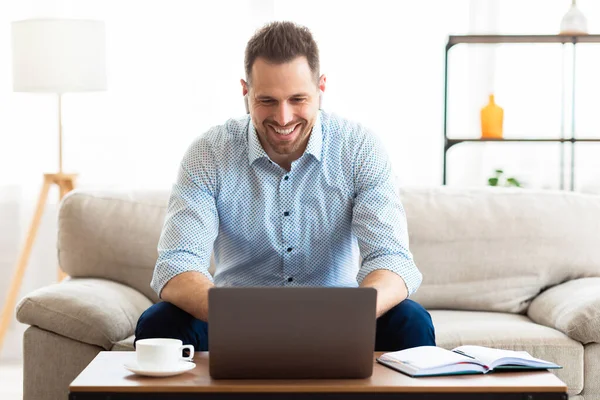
[134,298,436,351]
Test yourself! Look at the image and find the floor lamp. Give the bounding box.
[0,19,106,353]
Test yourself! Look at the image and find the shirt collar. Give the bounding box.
[247,111,323,165]
[305,111,323,162]
[248,119,268,165]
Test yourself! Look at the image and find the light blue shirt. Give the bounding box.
[151,111,422,297]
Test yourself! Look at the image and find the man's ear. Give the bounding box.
[318,74,326,110]
[318,74,326,93]
[241,79,249,114]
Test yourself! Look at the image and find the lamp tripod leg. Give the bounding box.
[0,175,52,351]
[57,176,75,282]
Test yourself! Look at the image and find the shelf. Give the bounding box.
[447,34,600,49]
[445,137,600,150]
[442,34,600,190]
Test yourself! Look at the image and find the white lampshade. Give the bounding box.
[12,19,106,93]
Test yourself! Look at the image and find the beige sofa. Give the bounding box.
[15,186,600,400]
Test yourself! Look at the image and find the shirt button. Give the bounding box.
[284,176,289,180]
[287,277,293,282]
[287,247,293,252]
[284,211,290,216]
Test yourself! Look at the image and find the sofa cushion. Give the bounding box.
[431,310,583,395]
[403,186,600,313]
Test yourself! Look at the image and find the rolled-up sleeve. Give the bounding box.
[352,129,422,296]
[150,138,219,298]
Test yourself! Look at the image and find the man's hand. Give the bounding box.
[360,269,408,318]
[160,271,214,322]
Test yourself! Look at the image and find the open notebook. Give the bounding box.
[376,345,562,377]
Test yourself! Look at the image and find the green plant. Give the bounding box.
[488,169,522,187]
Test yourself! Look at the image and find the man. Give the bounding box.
[135,21,435,352]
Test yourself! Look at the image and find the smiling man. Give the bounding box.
[135,21,436,352]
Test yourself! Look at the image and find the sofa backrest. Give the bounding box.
[403,186,600,313]
[58,186,600,312]
[59,190,168,303]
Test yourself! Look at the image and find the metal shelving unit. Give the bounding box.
[442,34,600,191]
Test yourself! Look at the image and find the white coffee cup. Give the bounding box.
[135,338,194,371]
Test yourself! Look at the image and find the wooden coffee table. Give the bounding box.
[69,351,568,399]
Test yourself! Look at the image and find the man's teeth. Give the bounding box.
[272,125,296,135]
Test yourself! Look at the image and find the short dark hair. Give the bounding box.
[244,21,320,86]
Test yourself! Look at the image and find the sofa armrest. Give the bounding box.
[16,278,153,350]
[528,277,600,344]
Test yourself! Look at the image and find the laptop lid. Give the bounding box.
[208,287,377,379]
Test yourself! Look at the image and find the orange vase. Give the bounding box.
[481,94,504,139]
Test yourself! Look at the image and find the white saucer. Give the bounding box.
[124,360,196,377]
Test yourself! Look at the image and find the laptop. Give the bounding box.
[208,287,377,379]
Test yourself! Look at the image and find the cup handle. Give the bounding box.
[180,345,194,362]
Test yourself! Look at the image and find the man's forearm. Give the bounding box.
[160,271,214,322]
[360,269,408,318]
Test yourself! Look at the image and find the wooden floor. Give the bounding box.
[0,362,23,400]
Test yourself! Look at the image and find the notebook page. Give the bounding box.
[381,346,479,370]
[453,345,548,368]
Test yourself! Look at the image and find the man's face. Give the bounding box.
[242,56,326,165]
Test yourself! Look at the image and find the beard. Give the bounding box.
[259,118,312,156]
